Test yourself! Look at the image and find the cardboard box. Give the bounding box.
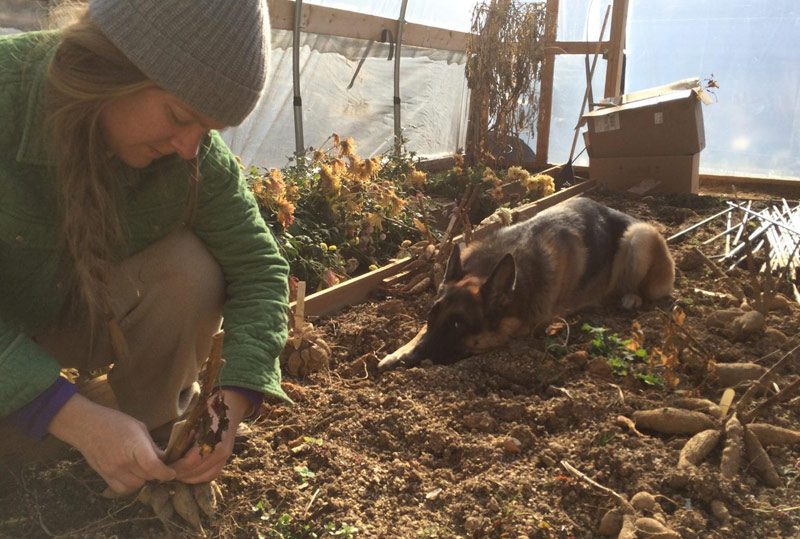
[583,78,712,158]
[589,153,700,194]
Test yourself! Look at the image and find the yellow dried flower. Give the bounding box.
[340,137,356,156]
[482,166,498,184]
[524,173,556,198]
[364,157,381,179]
[284,182,299,201]
[387,193,405,217]
[405,169,427,190]
[365,212,383,231]
[275,195,295,229]
[332,133,340,147]
[267,169,285,194]
[506,166,531,184]
[312,149,325,163]
[453,153,465,167]
[319,164,341,196]
[332,158,347,176]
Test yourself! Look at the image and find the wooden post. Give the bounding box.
[535,0,559,166]
[604,0,629,98]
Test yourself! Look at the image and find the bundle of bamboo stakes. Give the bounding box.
[669,198,800,302]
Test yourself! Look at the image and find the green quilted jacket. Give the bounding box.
[0,31,290,415]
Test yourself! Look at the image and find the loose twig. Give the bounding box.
[742,378,800,424]
[560,460,634,514]
[692,247,745,300]
[737,341,800,418]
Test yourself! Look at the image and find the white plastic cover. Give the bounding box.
[222,0,481,168]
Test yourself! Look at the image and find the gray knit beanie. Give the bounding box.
[89,0,270,126]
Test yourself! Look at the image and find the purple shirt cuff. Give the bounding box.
[7,377,79,439]
[220,386,263,419]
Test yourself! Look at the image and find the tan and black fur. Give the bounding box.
[378,197,675,370]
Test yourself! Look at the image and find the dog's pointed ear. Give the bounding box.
[480,253,516,308]
[443,243,464,283]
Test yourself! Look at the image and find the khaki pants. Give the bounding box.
[0,227,224,465]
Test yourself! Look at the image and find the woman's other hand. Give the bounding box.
[170,388,252,483]
[48,394,176,495]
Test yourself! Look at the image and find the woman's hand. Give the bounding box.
[48,394,176,495]
[170,388,252,483]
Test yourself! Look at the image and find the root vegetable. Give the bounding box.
[710,500,731,523]
[137,483,173,523]
[730,310,765,339]
[193,481,218,518]
[715,363,767,387]
[408,276,432,294]
[634,517,680,538]
[747,423,800,446]
[632,408,717,435]
[172,482,203,530]
[678,429,721,469]
[669,397,723,418]
[630,491,657,512]
[720,415,743,480]
[599,508,623,536]
[618,514,636,539]
[743,427,782,488]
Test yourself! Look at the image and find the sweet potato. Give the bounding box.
[669,397,723,418]
[715,363,767,387]
[617,514,636,539]
[720,415,743,480]
[632,407,717,435]
[747,423,800,446]
[743,427,782,488]
[137,483,173,523]
[634,517,680,539]
[172,482,203,530]
[678,429,721,469]
[193,481,218,518]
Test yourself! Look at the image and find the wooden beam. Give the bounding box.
[535,0,559,166]
[548,40,612,55]
[268,0,471,52]
[604,0,629,98]
[700,174,800,189]
[288,257,412,319]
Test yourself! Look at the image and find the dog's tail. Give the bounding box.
[612,223,675,306]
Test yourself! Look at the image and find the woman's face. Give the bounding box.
[100,87,227,168]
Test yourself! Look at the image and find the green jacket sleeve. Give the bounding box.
[191,132,290,403]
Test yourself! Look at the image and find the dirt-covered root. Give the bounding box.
[720,414,743,479]
[678,429,721,469]
[743,427,782,487]
[632,407,718,435]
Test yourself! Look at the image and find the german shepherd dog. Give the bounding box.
[378,197,675,370]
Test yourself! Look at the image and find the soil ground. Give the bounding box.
[2,186,800,539]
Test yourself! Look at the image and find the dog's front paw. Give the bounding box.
[621,293,643,310]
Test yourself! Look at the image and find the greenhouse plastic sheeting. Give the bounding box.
[222,29,470,169]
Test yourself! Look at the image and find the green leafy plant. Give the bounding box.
[582,323,663,386]
[247,135,430,294]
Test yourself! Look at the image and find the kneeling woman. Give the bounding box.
[0,0,290,495]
